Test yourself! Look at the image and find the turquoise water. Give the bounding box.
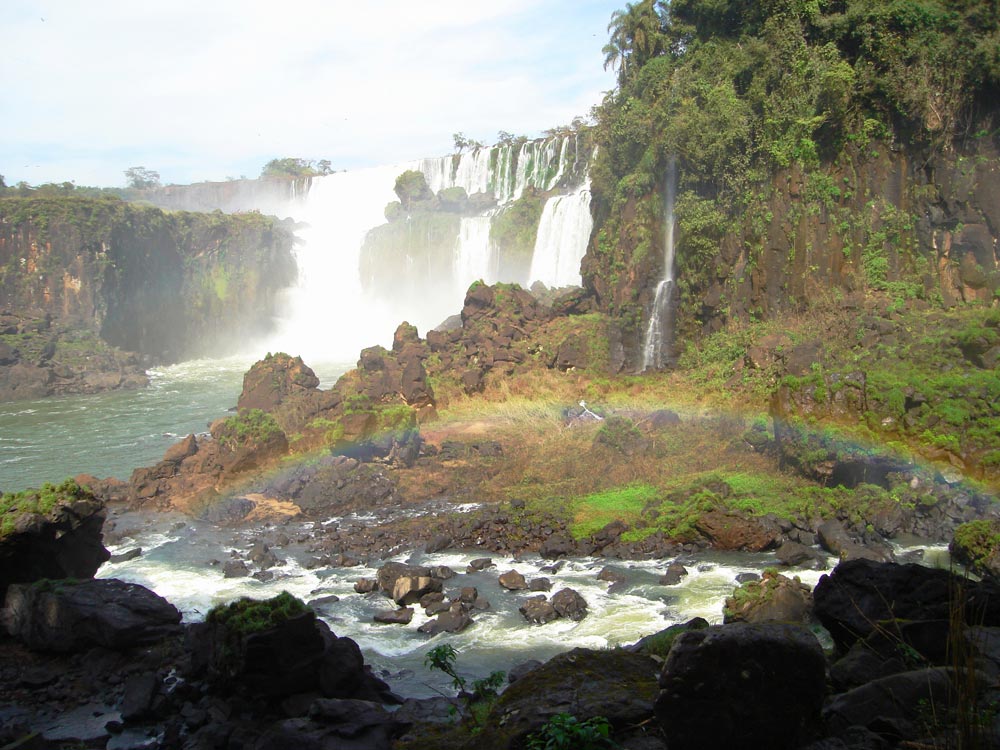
[0,356,349,492]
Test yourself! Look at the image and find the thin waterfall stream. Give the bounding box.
[642,157,678,370]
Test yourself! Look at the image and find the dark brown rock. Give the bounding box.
[655,623,826,750]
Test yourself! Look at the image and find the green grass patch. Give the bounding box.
[206,591,309,636]
[569,484,659,539]
[0,478,91,538]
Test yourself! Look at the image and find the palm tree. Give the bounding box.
[603,0,668,85]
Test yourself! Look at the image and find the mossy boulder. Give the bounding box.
[0,479,109,600]
[477,647,661,750]
[723,570,813,624]
[950,519,1000,580]
[190,592,392,701]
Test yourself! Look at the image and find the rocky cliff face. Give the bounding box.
[140,176,310,218]
[0,197,297,366]
[584,135,1000,362]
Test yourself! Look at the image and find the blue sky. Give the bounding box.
[1,1,620,188]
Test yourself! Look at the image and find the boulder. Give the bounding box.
[498,570,529,591]
[3,578,181,651]
[813,559,1000,652]
[655,623,826,750]
[659,562,689,586]
[694,511,781,551]
[822,667,954,739]
[374,607,413,625]
[723,570,812,624]
[551,588,588,621]
[0,489,110,600]
[519,596,559,625]
[479,648,660,750]
[376,562,430,594]
[775,541,828,569]
[189,598,391,702]
[392,576,442,606]
[817,521,893,563]
[417,606,473,635]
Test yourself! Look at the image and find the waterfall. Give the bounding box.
[641,157,678,371]
[454,215,496,295]
[262,162,418,363]
[528,178,594,288]
[253,134,592,364]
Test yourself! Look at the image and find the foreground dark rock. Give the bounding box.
[478,648,661,750]
[3,578,182,651]
[0,485,110,600]
[655,622,826,750]
[813,558,1000,652]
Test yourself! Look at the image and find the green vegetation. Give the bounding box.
[206,591,308,635]
[217,409,284,450]
[260,157,333,179]
[490,190,545,281]
[570,484,658,539]
[424,644,505,729]
[0,478,92,537]
[394,170,434,208]
[526,713,616,750]
[124,166,161,189]
[952,520,1000,576]
[589,0,1000,334]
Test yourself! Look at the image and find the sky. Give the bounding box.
[1,1,621,188]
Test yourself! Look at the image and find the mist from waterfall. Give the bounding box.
[641,157,678,370]
[257,135,594,364]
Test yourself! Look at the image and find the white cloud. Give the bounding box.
[0,0,618,186]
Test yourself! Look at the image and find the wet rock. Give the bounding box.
[817,521,893,563]
[376,562,430,594]
[694,511,781,552]
[417,606,473,635]
[223,560,250,578]
[109,547,143,564]
[120,671,158,722]
[3,578,182,651]
[519,596,558,625]
[655,623,826,750]
[392,576,442,606]
[551,588,588,621]
[458,587,478,604]
[467,557,494,572]
[775,541,827,569]
[529,577,552,592]
[659,563,689,586]
[498,570,529,591]
[428,565,456,580]
[480,648,660,750]
[723,571,812,624]
[813,559,1000,652]
[374,607,413,625]
[597,566,629,584]
[424,534,451,553]
[354,578,378,594]
[200,496,256,524]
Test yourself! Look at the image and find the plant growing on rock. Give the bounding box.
[0,478,92,537]
[423,644,505,728]
[526,712,616,750]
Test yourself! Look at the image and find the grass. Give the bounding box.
[205,591,308,636]
[570,484,659,539]
[0,478,91,538]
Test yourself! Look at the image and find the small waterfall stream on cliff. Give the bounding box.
[454,215,496,298]
[642,157,678,370]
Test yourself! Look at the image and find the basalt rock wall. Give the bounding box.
[0,197,297,365]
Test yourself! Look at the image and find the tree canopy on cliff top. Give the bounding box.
[594,0,1000,206]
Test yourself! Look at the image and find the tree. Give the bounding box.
[260,158,317,179]
[603,0,669,85]
[316,159,333,175]
[452,132,484,153]
[393,169,433,208]
[124,166,161,189]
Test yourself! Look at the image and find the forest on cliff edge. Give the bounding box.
[588,0,1000,327]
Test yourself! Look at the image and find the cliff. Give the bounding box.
[0,197,297,373]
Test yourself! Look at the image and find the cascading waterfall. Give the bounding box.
[263,162,419,362]
[259,134,594,363]
[641,157,678,370]
[529,177,594,288]
[453,215,496,297]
